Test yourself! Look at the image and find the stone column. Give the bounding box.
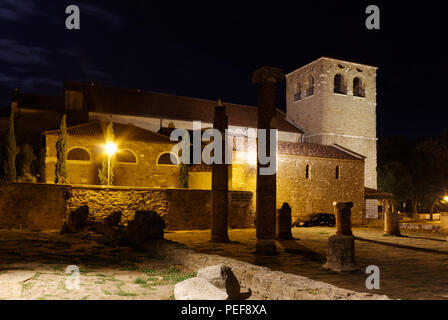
[334,201,353,236]
[384,201,401,236]
[276,202,293,240]
[252,66,284,254]
[323,201,356,272]
[211,100,229,242]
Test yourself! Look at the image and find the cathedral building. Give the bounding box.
[1,57,384,225]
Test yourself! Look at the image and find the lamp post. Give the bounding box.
[105,142,117,186]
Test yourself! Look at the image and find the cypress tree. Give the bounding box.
[4,111,17,182]
[37,147,46,182]
[98,122,115,185]
[17,144,36,182]
[179,162,189,188]
[55,114,68,184]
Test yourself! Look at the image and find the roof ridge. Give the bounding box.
[331,143,366,159]
[65,80,293,114]
[44,120,102,135]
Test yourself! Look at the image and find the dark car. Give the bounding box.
[292,213,335,227]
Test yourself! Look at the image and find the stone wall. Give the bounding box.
[45,135,179,188]
[0,183,254,231]
[286,57,377,189]
[0,183,70,230]
[68,185,254,230]
[161,241,389,300]
[195,152,365,225]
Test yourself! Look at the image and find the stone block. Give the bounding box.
[197,265,240,299]
[323,235,357,272]
[276,202,293,240]
[126,210,166,245]
[174,277,228,300]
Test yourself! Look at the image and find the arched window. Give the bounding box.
[353,77,365,97]
[67,148,90,161]
[293,82,302,101]
[116,150,137,163]
[305,164,310,179]
[306,76,314,97]
[157,152,179,165]
[334,74,346,94]
[335,166,340,180]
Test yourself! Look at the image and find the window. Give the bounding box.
[353,77,365,97]
[293,82,302,101]
[335,166,340,180]
[333,74,346,94]
[67,148,90,161]
[306,76,314,97]
[116,150,137,163]
[305,164,310,179]
[157,152,179,165]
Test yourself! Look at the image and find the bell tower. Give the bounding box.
[285,57,378,190]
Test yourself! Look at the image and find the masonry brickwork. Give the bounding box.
[45,134,179,188]
[286,57,377,189]
[191,152,365,225]
[0,183,70,230]
[0,183,254,231]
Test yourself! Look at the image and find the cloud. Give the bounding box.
[0,72,60,92]
[0,0,41,22]
[0,39,49,65]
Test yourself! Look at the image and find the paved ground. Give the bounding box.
[0,230,195,300]
[165,227,448,300]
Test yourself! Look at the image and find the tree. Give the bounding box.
[4,111,17,182]
[378,133,448,218]
[179,162,189,188]
[55,114,68,184]
[16,144,36,182]
[411,137,448,219]
[36,147,46,182]
[98,122,116,185]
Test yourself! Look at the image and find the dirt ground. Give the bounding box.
[166,227,448,300]
[0,230,194,300]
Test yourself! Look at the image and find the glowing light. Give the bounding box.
[444,196,448,202]
[246,152,257,165]
[105,142,117,155]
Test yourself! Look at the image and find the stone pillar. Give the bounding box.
[252,66,284,254]
[323,201,356,272]
[276,202,293,240]
[323,235,357,272]
[211,100,229,242]
[384,201,401,236]
[334,201,353,236]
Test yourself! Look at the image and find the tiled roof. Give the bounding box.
[278,142,364,160]
[44,121,171,143]
[65,81,303,134]
[187,142,363,172]
[364,187,395,199]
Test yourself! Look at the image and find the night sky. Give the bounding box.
[0,1,446,138]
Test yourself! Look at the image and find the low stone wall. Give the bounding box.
[161,240,390,300]
[68,185,254,231]
[0,183,254,231]
[0,183,70,230]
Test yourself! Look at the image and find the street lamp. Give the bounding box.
[105,142,117,186]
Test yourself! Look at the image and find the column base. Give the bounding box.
[210,234,229,243]
[322,235,357,272]
[255,239,278,255]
